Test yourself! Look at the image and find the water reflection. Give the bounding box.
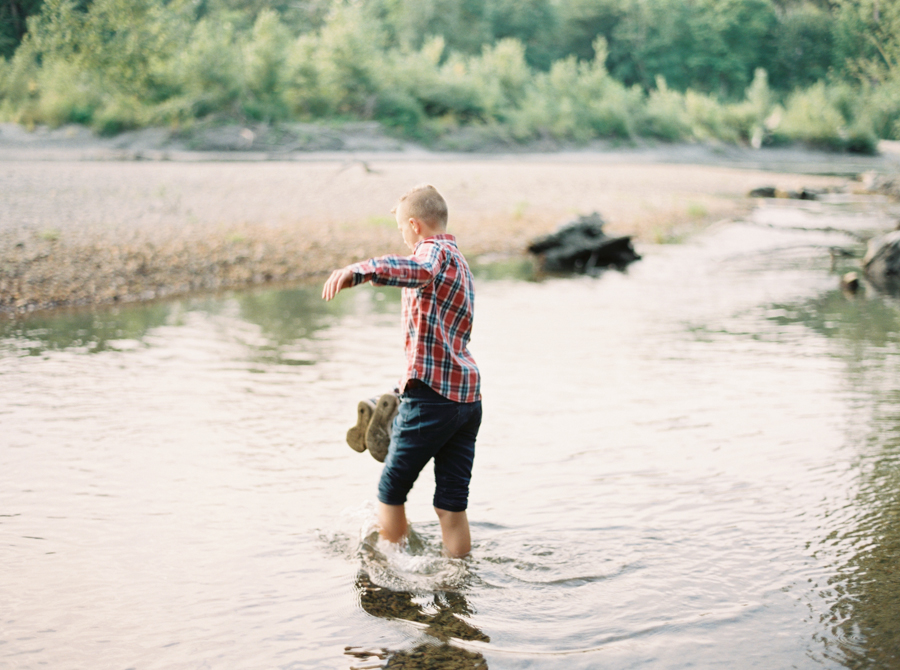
[0,283,398,358]
[762,288,900,668]
[356,571,489,644]
[380,644,488,669]
[0,256,574,359]
[237,284,399,344]
[350,571,490,669]
[829,415,900,669]
[470,256,536,282]
[0,301,171,355]
[334,514,490,669]
[766,290,900,348]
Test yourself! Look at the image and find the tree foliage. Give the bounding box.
[0,0,45,59]
[0,0,897,151]
[834,0,900,82]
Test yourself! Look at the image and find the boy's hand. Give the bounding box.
[322,267,354,301]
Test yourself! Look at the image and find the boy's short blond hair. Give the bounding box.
[392,184,448,229]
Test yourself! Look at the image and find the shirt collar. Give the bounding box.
[414,233,456,251]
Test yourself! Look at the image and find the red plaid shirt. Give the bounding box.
[349,234,481,403]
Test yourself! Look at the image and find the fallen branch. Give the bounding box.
[718,244,860,265]
[733,219,869,243]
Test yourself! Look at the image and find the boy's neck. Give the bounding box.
[412,220,447,243]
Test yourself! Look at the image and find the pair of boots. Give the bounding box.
[346,392,400,462]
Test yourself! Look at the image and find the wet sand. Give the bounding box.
[0,142,880,315]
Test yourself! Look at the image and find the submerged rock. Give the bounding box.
[748,186,778,198]
[859,172,900,200]
[748,185,823,200]
[862,230,900,292]
[527,212,640,274]
[840,271,861,296]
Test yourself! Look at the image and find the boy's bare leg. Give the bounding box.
[434,507,471,558]
[377,502,408,544]
[377,504,470,557]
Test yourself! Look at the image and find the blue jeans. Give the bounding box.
[377,382,482,513]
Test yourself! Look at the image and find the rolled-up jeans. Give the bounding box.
[377,380,482,513]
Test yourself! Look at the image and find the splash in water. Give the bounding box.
[321,502,490,668]
[320,501,472,594]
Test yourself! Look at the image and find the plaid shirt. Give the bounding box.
[349,234,481,403]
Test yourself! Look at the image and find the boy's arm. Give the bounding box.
[321,267,354,302]
[321,242,442,301]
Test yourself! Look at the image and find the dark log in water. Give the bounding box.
[527,212,641,274]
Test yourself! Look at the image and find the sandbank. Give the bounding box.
[2,125,897,315]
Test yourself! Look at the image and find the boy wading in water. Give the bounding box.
[322,184,482,558]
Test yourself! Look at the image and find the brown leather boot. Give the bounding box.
[366,393,399,462]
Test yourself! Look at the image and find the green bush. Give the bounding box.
[373,88,425,133]
[368,39,447,133]
[386,42,487,124]
[510,38,637,142]
[92,95,143,136]
[773,81,876,153]
[298,3,387,117]
[466,39,531,119]
[639,76,691,141]
[722,68,776,146]
[684,89,740,143]
[241,10,292,120]
[284,34,329,118]
[776,83,846,149]
[862,78,900,140]
[34,60,103,127]
[158,16,244,121]
[0,44,37,124]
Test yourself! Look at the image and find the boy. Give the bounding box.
[321,184,482,558]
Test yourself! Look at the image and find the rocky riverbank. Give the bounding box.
[2,123,897,316]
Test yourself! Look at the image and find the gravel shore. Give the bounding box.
[3,125,893,316]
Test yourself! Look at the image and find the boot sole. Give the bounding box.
[346,399,375,453]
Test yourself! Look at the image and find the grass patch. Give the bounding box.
[367,215,396,228]
[512,201,529,221]
[686,202,708,219]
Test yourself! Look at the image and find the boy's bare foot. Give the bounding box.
[346,399,376,453]
[366,393,400,462]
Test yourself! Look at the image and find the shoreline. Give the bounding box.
[2,127,896,317]
[3,122,900,175]
[3,122,900,173]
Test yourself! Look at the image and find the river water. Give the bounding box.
[2,196,900,669]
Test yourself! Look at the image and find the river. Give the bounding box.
[2,194,899,669]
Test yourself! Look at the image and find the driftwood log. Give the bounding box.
[527,212,640,274]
